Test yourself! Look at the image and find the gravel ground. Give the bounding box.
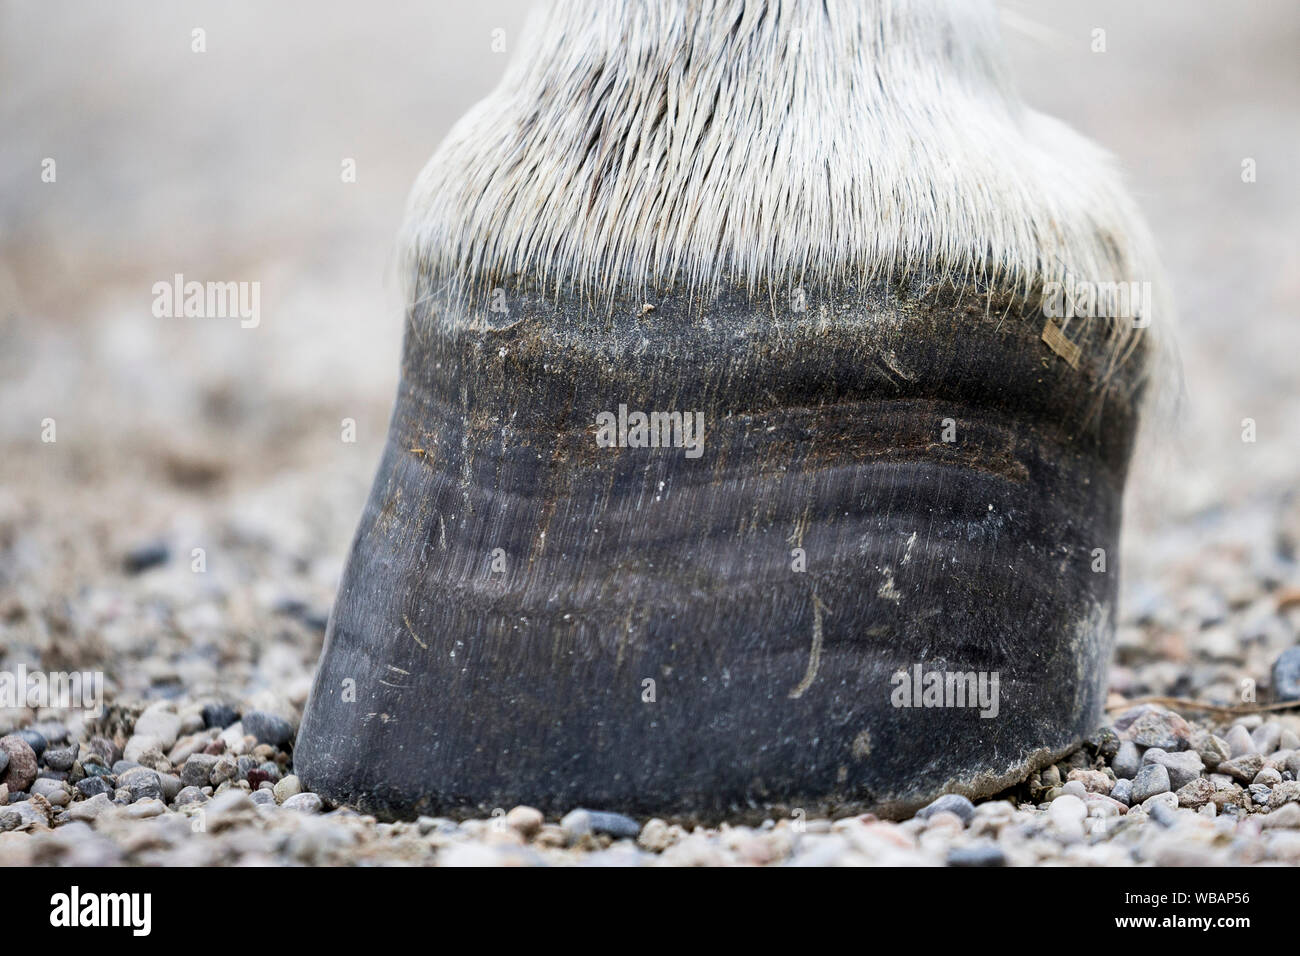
[1,2,1298,865]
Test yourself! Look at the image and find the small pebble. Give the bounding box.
[1175,778,1214,809]
[123,540,170,573]
[1224,724,1257,758]
[1220,753,1264,783]
[1192,732,1231,770]
[0,735,38,792]
[560,808,641,841]
[16,729,48,759]
[173,786,207,807]
[1252,722,1282,756]
[76,776,113,799]
[241,711,295,748]
[68,793,115,822]
[201,703,240,730]
[1144,750,1204,790]
[1269,780,1300,808]
[1112,740,1142,779]
[947,844,1006,867]
[181,753,219,789]
[273,774,303,804]
[1263,804,1300,828]
[117,767,164,802]
[1066,770,1107,790]
[1126,709,1191,751]
[1132,763,1171,803]
[42,744,78,772]
[126,798,166,818]
[30,779,72,806]
[505,805,544,837]
[282,792,323,813]
[1254,767,1283,787]
[915,793,976,824]
[1272,647,1300,701]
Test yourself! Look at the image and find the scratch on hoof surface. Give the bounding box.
[851,729,872,759]
[877,566,903,602]
[403,614,428,651]
[789,593,829,699]
[901,530,917,566]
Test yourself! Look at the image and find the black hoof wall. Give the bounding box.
[296,280,1145,822]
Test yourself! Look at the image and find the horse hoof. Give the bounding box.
[294,277,1148,821]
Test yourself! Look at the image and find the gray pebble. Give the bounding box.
[1253,722,1282,756]
[87,738,122,766]
[201,702,240,730]
[917,793,977,824]
[76,776,113,799]
[1061,780,1088,798]
[1132,763,1171,803]
[123,540,170,573]
[16,729,47,759]
[181,753,219,789]
[68,793,115,822]
[1088,726,1121,759]
[1225,724,1257,758]
[241,711,295,748]
[158,772,182,802]
[560,808,641,840]
[173,786,208,807]
[1148,799,1178,828]
[947,844,1006,867]
[1112,740,1142,779]
[117,767,164,802]
[132,706,182,750]
[42,743,78,772]
[1145,750,1204,791]
[30,778,72,806]
[1272,647,1300,701]
[1193,732,1231,770]
[209,755,238,786]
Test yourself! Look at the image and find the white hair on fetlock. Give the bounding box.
[400,0,1171,390]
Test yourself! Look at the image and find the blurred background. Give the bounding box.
[1,1,1297,719]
